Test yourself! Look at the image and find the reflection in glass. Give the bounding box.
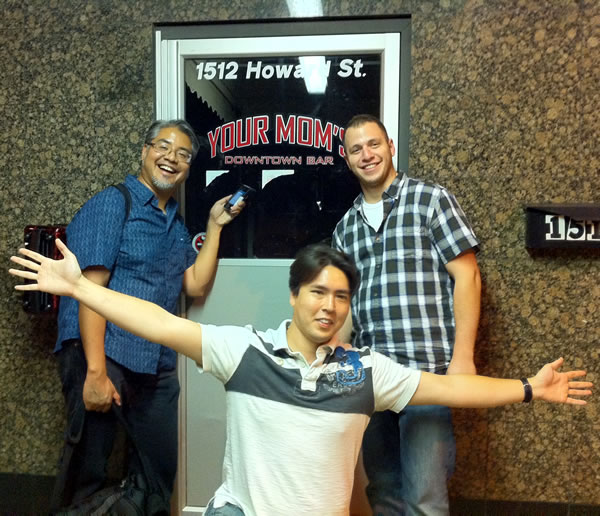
[184,54,381,258]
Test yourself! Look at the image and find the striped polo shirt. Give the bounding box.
[200,320,421,516]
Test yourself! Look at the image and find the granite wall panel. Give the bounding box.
[0,0,597,506]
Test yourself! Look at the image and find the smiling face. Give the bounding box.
[289,265,351,350]
[138,126,192,201]
[343,121,397,202]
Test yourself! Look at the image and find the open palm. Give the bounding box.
[9,238,82,297]
[532,357,592,404]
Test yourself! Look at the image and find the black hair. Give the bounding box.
[144,119,200,159]
[343,114,389,151]
[289,243,359,296]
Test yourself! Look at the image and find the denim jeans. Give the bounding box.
[51,340,180,509]
[362,406,456,516]
[205,499,245,515]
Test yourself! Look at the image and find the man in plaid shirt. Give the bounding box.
[333,114,481,516]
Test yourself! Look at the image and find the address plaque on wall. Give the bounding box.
[525,204,600,248]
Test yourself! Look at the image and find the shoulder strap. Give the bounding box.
[111,405,168,503]
[112,183,131,220]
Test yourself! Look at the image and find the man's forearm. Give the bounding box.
[414,372,526,407]
[79,305,108,375]
[184,219,223,298]
[75,276,171,345]
[79,268,111,374]
[411,358,591,407]
[447,252,481,373]
[451,274,481,366]
[72,275,204,364]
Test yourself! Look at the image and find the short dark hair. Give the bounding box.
[343,114,389,151]
[144,119,200,159]
[289,244,359,296]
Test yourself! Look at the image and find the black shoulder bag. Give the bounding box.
[52,405,169,516]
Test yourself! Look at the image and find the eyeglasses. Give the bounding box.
[147,141,193,163]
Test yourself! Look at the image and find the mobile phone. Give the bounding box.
[225,184,255,212]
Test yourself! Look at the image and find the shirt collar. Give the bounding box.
[385,171,407,200]
[317,336,354,358]
[272,320,346,359]
[272,320,293,353]
[125,174,178,212]
[352,171,407,210]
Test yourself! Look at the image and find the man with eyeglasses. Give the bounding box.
[50,119,242,510]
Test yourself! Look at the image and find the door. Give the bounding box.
[153,16,410,513]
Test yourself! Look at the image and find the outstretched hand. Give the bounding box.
[532,357,592,405]
[9,238,82,297]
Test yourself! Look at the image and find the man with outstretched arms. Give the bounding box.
[10,242,592,516]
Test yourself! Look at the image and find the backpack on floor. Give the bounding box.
[51,405,169,516]
[52,473,168,516]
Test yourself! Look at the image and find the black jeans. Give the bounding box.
[51,340,180,509]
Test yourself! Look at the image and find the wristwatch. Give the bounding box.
[520,377,533,403]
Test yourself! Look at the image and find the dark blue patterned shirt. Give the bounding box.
[333,173,479,373]
[56,174,197,374]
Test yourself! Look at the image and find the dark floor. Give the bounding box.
[2,473,600,515]
[450,498,600,516]
[0,473,55,515]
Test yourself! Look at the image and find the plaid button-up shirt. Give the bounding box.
[333,173,479,373]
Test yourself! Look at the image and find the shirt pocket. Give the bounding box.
[383,226,439,276]
[166,235,192,278]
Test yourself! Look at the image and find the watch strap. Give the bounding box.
[520,377,533,403]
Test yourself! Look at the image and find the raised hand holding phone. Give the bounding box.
[224,184,255,212]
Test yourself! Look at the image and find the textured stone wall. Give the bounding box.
[1,0,598,505]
